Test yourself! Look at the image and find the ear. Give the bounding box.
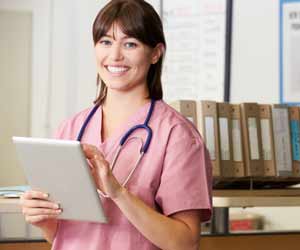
[151,43,165,64]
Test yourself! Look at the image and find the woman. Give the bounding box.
[20,1,212,249]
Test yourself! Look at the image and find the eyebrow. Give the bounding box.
[102,34,131,40]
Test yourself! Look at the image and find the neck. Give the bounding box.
[102,86,150,115]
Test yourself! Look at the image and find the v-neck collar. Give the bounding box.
[96,100,154,155]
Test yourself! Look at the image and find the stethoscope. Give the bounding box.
[77,99,155,197]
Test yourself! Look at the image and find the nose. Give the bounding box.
[110,43,124,61]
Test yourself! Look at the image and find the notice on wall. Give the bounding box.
[280,0,300,104]
[162,0,227,102]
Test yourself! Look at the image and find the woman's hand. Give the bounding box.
[20,190,61,228]
[81,144,124,199]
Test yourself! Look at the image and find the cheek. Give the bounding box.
[95,54,103,64]
[95,48,105,64]
[133,56,152,72]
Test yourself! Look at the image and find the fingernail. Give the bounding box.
[54,204,59,209]
[43,193,49,198]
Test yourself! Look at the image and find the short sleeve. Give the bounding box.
[155,123,212,222]
[52,107,93,141]
[52,118,77,140]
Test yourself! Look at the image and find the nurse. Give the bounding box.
[20,0,212,249]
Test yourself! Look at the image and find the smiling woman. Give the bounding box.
[92,0,166,106]
[94,23,162,95]
[19,1,212,250]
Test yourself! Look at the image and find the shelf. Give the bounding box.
[212,189,300,207]
[213,176,300,189]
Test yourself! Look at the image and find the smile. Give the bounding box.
[106,66,129,73]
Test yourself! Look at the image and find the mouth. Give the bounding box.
[105,65,130,74]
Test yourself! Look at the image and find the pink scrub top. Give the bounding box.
[51,100,212,250]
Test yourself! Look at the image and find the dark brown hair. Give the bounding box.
[92,0,166,105]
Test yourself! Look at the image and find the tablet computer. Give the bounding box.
[12,136,107,223]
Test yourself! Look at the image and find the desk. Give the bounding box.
[1,233,300,250]
[212,189,300,233]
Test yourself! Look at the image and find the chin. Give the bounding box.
[106,83,132,92]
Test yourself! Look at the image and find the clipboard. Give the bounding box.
[12,136,107,223]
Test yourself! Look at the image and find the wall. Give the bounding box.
[0,10,31,186]
[230,0,279,103]
[48,0,108,136]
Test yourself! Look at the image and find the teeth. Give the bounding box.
[107,66,128,73]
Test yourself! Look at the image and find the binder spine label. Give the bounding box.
[205,116,216,160]
[291,120,300,161]
[219,118,230,160]
[232,119,243,162]
[273,108,292,173]
[260,119,272,160]
[248,118,260,160]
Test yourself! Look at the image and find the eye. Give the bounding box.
[99,39,112,46]
[124,42,137,49]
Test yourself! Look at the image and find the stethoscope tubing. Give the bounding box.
[76,99,155,196]
[77,99,155,153]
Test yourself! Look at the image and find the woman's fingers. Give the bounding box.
[81,144,110,175]
[20,190,61,226]
[22,207,62,216]
[25,214,59,224]
[81,143,123,198]
[22,199,60,209]
[81,144,104,160]
[20,190,49,203]
[20,191,60,211]
[81,144,108,166]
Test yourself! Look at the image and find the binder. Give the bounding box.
[217,102,234,177]
[288,106,300,176]
[169,100,197,126]
[230,104,245,177]
[196,101,221,177]
[240,103,264,176]
[259,104,277,176]
[272,104,293,176]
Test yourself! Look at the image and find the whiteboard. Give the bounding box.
[230,0,279,104]
[162,0,227,102]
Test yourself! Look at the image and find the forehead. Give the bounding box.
[105,22,129,39]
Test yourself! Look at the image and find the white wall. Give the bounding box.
[230,0,280,103]
[48,0,109,136]
[0,10,31,186]
[0,0,52,137]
